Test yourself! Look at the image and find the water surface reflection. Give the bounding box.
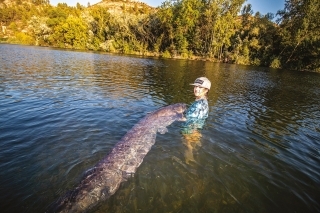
[0,44,319,213]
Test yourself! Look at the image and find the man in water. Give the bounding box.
[182,77,211,163]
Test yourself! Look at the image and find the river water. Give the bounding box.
[0,44,319,213]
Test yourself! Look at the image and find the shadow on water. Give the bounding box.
[0,44,320,213]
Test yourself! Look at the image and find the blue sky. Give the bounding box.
[50,0,285,16]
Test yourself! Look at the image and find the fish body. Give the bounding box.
[49,103,186,213]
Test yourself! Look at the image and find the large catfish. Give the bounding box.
[49,103,186,213]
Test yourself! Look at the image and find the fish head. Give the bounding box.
[154,103,187,122]
[171,103,187,121]
[171,103,187,114]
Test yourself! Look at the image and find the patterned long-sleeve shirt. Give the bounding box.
[182,99,209,134]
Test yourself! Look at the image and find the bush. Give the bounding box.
[251,58,261,66]
[270,57,281,69]
[7,32,34,45]
[235,55,250,65]
[162,50,171,58]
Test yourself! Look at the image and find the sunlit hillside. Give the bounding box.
[93,0,154,15]
[0,0,319,71]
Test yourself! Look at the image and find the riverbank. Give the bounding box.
[0,40,220,62]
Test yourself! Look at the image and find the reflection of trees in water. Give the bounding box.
[142,59,223,106]
[212,67,320,208]
[83,54,149,100]
[88,55,207,105]
[209,65,319,151]
[246,70,320,151]
[5,45,223,107]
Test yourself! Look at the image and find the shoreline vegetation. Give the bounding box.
[1,0,319,72]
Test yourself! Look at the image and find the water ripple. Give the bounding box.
[1,44,320,213]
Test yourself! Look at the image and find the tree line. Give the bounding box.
[0,0,319,72]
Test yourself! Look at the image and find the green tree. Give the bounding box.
[50,15,88,49]
[277,0,320,71]
[155,0,244,58]
[172,0,203,57]
[156,0,175,54]
[0,5,17,25]
[27,15,51,46]
[229,4,280,66]
[88,6,112,50]
[205,0,245,59]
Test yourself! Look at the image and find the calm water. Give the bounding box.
[0,44,319,213]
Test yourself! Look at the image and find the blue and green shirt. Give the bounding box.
[182,99,209,134]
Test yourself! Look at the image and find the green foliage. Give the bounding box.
[228,3,281,67]
[50,15,88,49]
[100,40,116,52]
[1,0,319,71]
[162,50,171,58]
[270,57,281,69]
[8,22,19,31]
[251,58,261,66]
[7,32,34,45]
[277,0,320,71]
[28,16,51,45]
[235,55,250,65]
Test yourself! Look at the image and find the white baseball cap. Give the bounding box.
[190,77,211,90]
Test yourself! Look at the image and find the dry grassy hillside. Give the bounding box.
[92,0,154,15]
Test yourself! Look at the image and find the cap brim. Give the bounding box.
[190,83,202,86]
